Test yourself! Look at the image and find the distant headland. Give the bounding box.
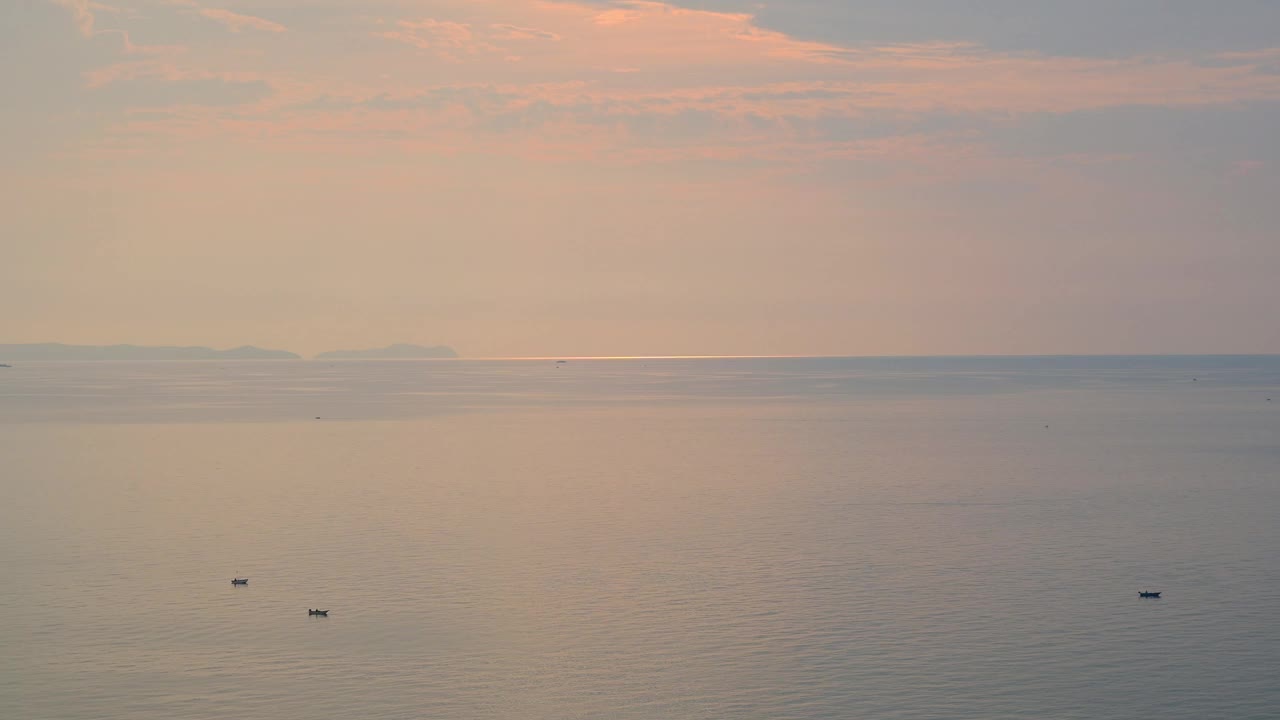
[0,342,461,362]
[314,344,458,360]
[0,343,301,361]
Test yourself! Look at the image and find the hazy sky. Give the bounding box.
[3,0,1279,357]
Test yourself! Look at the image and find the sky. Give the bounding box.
[3,0,1279,357]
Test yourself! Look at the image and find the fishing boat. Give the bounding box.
[232,578,249,585]
[1138,591,1161,598]
[308,609,329,616]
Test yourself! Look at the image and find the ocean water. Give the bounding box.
[1,356,1278,719]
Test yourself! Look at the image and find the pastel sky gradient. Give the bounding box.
[3,0,1279,356]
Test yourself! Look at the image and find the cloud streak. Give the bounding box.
[198,8,286,34]
[491,24,562,41]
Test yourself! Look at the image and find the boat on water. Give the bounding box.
[308,609,329,616]
[232,578,249,585]
[1138,591,1161,598]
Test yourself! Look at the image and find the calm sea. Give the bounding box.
[2,357,1278,719]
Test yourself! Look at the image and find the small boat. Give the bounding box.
[308,609,329,616]
[232,578,249,585]
[1138,591,1161,598]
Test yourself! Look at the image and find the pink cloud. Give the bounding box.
[62,0,1280,172]
[592,8,643,27]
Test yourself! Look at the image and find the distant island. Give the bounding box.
[314,344,459,360]
[0,343,300,361]
[0,342,462,362]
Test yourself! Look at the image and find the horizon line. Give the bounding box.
[464,352,1280,361]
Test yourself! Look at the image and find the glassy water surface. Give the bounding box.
[2,357,1278,719]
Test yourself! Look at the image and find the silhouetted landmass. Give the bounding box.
[315,344,459,360]
[0,343,300,361]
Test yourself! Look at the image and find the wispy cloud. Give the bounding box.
[45,0,1280,170]
[154,0,286,33]
[491,24,562,41]
[51,0,96,36]
[50,0,180,55]
[198,8,286,34]
[378,18,494,61]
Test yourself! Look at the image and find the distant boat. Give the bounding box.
[232,578,249,585]
[1138,591,1161,598]
[0,364,10,368]
[308,609,329,616]
[556,360,568,364]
